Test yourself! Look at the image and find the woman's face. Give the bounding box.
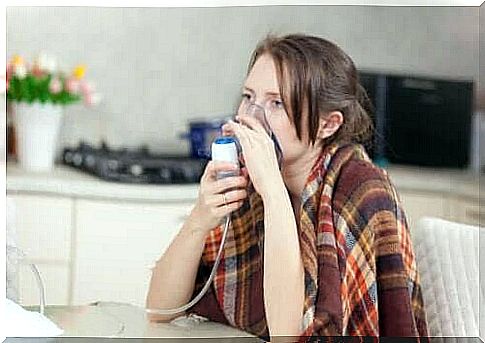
[237,54,314,164]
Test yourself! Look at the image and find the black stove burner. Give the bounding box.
[62,141,207,184]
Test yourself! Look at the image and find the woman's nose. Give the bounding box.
[242,102,271,133]
[238,101,261,118]
[245,102,266,117]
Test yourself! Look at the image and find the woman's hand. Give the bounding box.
[223,116,283,199]
[188,161,248,233]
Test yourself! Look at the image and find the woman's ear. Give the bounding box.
[317,111,344,139]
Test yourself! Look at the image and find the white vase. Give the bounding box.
[13,102,63,172]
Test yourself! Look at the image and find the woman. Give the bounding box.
[146,34,428,340]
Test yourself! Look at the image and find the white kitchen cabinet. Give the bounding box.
[9,194,73,261]
[18,263,70,306]
[7,193,73,305]
[72,199,195,307]
[7,162,483,311]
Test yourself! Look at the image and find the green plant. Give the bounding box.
[6,54,99,106]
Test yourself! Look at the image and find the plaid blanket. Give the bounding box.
[189,142,428,339]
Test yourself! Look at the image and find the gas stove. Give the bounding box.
[62,141,207,184]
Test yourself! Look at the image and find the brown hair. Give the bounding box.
[247,33,374,149]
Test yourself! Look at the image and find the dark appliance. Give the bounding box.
[359,72,474,168]
[62,141,207,184]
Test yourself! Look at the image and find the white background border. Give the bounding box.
[1,1,482,342]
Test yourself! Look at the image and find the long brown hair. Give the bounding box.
[248,33,374,149]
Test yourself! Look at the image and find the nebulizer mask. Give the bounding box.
[145,99,282,317]
[237,99,284,165]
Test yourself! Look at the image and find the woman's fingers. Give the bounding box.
[221,122,235,137]
[212,175,248,194]
[195,159,248,230]
[215,201,244,217]
[235,115,268,135]
[232,118,271,150]
[227,120,253,149]
[240,166,249,178]
[208,188,248,207]
[225,188,248,204]
[202,160,240,181]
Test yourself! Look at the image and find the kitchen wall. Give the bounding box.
[6,6,479,155]
[480,4,485,100]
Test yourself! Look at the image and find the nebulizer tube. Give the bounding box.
[145,217,232,316]
[145,103,279,316]
[7,245,46,315]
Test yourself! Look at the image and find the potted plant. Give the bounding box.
[6,52,100,172]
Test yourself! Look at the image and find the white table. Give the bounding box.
[6,302,261,342]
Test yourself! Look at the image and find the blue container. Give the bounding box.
[180,119,225,159]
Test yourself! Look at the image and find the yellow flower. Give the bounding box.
[72,64,86,80]
[11,55,24,66]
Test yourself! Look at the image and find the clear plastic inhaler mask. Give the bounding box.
[236,100,284,166]
[145,101,282,317]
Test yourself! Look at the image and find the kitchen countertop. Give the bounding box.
[6,162,200,203]
[382,164,483,201]
[6,162,483,202]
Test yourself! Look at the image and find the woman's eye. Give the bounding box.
[241,93,252,101]
[272,99,284,109]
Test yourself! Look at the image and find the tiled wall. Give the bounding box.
[6,6,479,156]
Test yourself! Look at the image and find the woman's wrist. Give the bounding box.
[182,207,212,238]
[260,173,287,204]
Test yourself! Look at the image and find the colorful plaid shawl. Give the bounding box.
[189,142,428,339]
